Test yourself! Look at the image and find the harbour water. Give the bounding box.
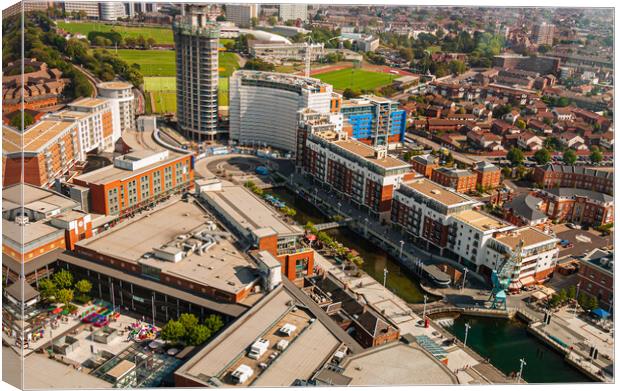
[266,186,592,383]
[266,187,427,303]
[446,316,592,383]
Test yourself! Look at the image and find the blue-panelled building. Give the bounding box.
[340,95,406,146]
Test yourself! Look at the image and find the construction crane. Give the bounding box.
[304,36,339,78]
[487,239,524,310]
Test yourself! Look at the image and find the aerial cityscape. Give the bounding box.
[1,1,615,388]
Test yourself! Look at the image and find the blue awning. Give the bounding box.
[591,308,610,318]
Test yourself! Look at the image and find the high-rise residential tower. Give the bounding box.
[173,4,221,142]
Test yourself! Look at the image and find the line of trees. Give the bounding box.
[160,313,224,346]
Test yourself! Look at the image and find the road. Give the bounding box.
[71,64,98,97]
[405,133,481,166]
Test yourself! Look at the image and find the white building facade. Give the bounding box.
[229,71,337,152]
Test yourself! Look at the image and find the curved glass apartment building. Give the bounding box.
[173,5,220,143]
[229,71,340,153]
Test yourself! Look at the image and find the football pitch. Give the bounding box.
[115,50,239,77]
[314,68,397,92]
[146,77,229,112]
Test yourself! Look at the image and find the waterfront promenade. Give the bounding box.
[312,252,512,384]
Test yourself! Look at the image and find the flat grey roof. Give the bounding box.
[2,183,78,212]
[202,184,302,237]
[176,288,294,382]
[252,321,340,387]
[73,150,188,185]
[59,252,249,318]
[3,219,64,246]
[77,200,258,295]
[341,342,458,385]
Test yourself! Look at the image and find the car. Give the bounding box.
[567,223,582,230]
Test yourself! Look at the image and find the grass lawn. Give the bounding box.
[146,77,229,111]
[115,49,176,76]
[144,77,176,91]
[275,65,301,74]
[151,91,177,113]
[314,68,397,92]
[115,49,239,77]
[219,77,229,106]
[58,21,174,44]
[219,52,240,77]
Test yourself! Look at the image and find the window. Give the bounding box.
[295,258,309,279]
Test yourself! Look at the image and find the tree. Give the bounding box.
[75,279,92,295]
[38,278,57,301]
[448,60,467,75]
[515,119,526,129]
[558,288,568,304]
[243,58,275,72]
[124,37,136,48]
[146,37,156,49]
[216,15,226,22]
[179,313,199,331]
[250,17,258,28]
[507,147,524,166]
[590,148,603,164]
[160,320,186,343]
[9,111,35,130]
[501,166,512,179]
[342,88,360,99]
[534,148,551,165]
[588,296,599,311]
[186,324,211,345]
[203,314,224,334]
[268,16,277,26]
[563,149,577,165]
[56,288,74,305]
[52,269,73,289]
[567,285,577,300]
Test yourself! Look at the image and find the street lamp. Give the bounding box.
[463,322,471,348]
[422,294,428,320]
[574,282,581,318]
[461,267,468,291]
[399,240,405,258]
[517,358,527,383]
[383,268,388,287]
[337,202,342,215]
[364,217,369,234]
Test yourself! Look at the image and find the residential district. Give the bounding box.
[1,2,615,388]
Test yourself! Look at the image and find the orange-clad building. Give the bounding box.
[3,120,81,187]
[72,150,194,217]
[473,161,502,190]
[431,167,477,193]
[2,183,93,284]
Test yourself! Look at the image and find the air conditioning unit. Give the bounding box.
[15,216,29,225]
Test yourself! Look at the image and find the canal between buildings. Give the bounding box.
[266,186,592,383]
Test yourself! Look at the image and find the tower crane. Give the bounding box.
[487,240,524,310]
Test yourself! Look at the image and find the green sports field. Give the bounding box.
[115,49,239,77]
[146,77,230,112]
[144,76,176,92]
[115,49,176,76]
[58,22,174,44]
[151,91,177,113]
[314,68,397,92]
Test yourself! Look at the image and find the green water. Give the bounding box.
[266,187,427,303]
[447,316,592,383]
